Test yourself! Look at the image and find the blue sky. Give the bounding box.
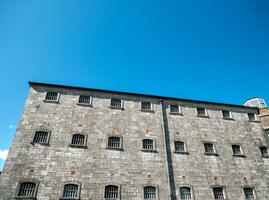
[0,0,269,170]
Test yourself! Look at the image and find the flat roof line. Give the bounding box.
[28,81,259,111]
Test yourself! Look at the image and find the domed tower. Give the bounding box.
[244,97,269,132]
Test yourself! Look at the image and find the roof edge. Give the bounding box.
[28,81,259,111]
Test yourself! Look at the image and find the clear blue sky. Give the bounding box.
[0,0,269,170]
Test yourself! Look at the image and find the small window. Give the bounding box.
[204,143,215,155]
[108,136,121,149]
[260,146,269,157]
[18,182,36,197]
[222,110,232,119]
[70,134,86,147]
[197,107,207,117]
[175,141,186,153]
[213,187,225,199]
[45,92,59,102]
[144,186,156,199]
[63,184,79,198]
[141,102,152,111]
[33,131,49,144]
[247,113,256,121]
[180,187,192,199]
[142,139,154,151]
[170,105,180,114]
[232,145,242,155]
[244,188,255,199]
[110,99,122,108]
[78,95,91,105]
[104,185,119,199]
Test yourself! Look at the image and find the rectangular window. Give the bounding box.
[110,99,122,108]
[78,95,91,105]
[141,102,152,111]
[204,143,215,154]
[180,187,191,199]
[33,131,49,144]
[222,110,231,119]
[18,182,36,197]
[260,147,269,157]
[45,92,59,102]
[197,107,207,117]
[175,141,185,153]
[142,139,154,151]
[247,113,256,121]
[170,105,180,114]
[232,145,242,155]
[244,188,255,199]
[213,187,224,199]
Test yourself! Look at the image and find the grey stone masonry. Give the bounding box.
[0,82,268,200]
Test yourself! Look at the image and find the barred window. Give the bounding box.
[45,92,58,101]
[175,141,185,153]
[33,131,49,144]
[244,188,255,199]
[141,102,152,111]
[170,105,180,113]
[260,146,269,157]
[222,110,231,118]
[18,182,36,197]
[142,139,154,150]
[213,187,224,200]
[247,113,256,121]
[104,185,118,199]
[71,134,85,146]
[78,95,91,105]
[111,99,122,108]
[63,184,78,198]
[144,186,156,199]
[204,143,215,154]
[180,187,192,199]
[108,137,121,149]
[197,108,206,116]
[232,145,242,155]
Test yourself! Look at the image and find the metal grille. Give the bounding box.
[78,95,91,105]
[141,102,151,111]
[244,188,254,199]
[111,99,122,108]
[33,131,48,144]
[108,137,121,148]
[260,147,269,156]
[247,113,256,121]
[204,143,214,154]
[232,145,242,155]
[144,186,156,199]
[71,134,85,146]
[222,110,231,118]
[143,139,154,150]
[63,184,78,198]
[45,92,58,101]
[175,141,185,152]
[180,187,192,199]
[104,185,118,199]
[170,105,179,113]
[197,108,206,116]
[213,187,224,200]
[18,182,35,197]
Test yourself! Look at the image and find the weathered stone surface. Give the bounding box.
[0,83,268,200]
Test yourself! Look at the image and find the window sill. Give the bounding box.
[109,106,124,110]
[204,153,218,156]
[140,109,154,113]
[249,120,260,123]
[15,197,37,200]
[197,115,209,118]
[233,154,246,158]
[69,144,88,149]
[141,149,158,153]
[77,103,92,107]
[170,112,183,116]
[106,147,124,151]
[222,117,234,121]
[43,100,59,104]
[174,151,189,155]
[60,198,79,200]
[30,142,50,146]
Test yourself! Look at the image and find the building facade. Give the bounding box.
[0,82,269,200]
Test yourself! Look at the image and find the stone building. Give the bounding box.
[0,82,269,200]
